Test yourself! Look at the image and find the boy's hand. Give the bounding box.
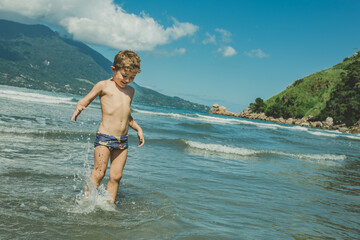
[137,130,145,147]
[71,103,86,121]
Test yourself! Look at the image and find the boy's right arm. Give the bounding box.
[70,81,104,121]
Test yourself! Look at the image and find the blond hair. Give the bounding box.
[113,50,141,73]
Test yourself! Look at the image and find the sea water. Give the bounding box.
[0,85,359,239]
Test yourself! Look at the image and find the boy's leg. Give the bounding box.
[106,149,128,203]
[89,146,110,189]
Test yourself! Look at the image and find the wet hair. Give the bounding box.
[113,50,141,73]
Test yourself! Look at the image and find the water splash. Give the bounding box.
[73,178,116,214]
[69,142,116,214]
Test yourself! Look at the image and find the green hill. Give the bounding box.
[249,51,360,126]
[0,19,210,112]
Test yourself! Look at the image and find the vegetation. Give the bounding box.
[0,19,210,112]
[249,97,266,113]
[248,51,360,125]
[315,59,360,126]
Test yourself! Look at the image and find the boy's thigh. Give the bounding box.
[94,146,111,170]
[109,149,128,174]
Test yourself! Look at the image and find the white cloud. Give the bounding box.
[171,48,186,56]
[152,48,187,57]
[245,49,269,59]
[203,28,236,56]
[218,46,237,57]
[0,0,198,51]
[215,28,232,43]
[202,28,232,45]
[202,32,216,45]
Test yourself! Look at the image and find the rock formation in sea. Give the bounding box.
[209,104,360,133]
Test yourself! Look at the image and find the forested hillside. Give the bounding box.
[0,19,210,112]
[249,51,360,126]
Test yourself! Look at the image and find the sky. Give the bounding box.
[1,0,359,112]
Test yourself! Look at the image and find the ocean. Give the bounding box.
[0,84,359,240]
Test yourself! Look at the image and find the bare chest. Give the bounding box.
[100,86,132,115]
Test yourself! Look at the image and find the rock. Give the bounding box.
[268,117,276,122]
[209,104,235,116]
[310,121,323,128]
[219,106,227,112]
[209,104,220,114]
[325,117,334,127]
[339,127,349,132]
[279,117,286,124]
[258,113,267,120]
[209,104,359,134]
[285,118,295,125]
[294,119,302,125]
[300,122,310,127]
[242,108,252,114]
[349,119,360,133]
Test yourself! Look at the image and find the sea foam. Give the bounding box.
[184,140,346,162]
[0,89,75,105]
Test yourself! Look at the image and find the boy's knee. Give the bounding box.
[92,168,106,181]
[109,173,122,183]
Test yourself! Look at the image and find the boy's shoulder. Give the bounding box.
[99,78,111,85]
[94,79,113,89]
[126,85,135,98]
[126,85,134,92]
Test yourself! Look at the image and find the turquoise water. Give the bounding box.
[0,85,359,239]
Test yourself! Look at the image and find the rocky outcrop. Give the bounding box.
[209,105,360,133]
[209,104,236,117]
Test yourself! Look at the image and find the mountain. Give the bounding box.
[0,19,210,112]
[248,51,360,126]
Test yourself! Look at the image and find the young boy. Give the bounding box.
[71,50,144,203]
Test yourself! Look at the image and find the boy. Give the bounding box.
[71,50,144,203]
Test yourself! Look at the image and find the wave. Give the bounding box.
[133,108,298,130]
[308,130,360,141]
[344,134,360,140]
[0,126,94,138]
[133,109,360,141]
[133,109,187,118]
[0,88,76,105]
[183,140,347,162]
[133,109,274,127]
[178,122,215,130]
[307,131,339,138]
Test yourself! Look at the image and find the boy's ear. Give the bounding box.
[111,66,116,73]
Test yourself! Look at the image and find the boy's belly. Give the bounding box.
[98,118,129,137]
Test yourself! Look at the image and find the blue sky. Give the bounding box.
[1,0,359,111]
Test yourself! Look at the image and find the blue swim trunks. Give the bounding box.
[94,132,128,151]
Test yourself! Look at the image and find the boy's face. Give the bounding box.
[111,67,137,88]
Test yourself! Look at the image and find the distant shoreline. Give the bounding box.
[209,104,360,134]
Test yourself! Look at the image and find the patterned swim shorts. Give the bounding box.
[94,132,128,151]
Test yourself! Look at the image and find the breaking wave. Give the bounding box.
[183,140,347,162]
[133,109,359,140]
[0,88,76,105]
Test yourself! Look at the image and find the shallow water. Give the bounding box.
[0,85,359,239]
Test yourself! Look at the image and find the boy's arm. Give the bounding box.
[71,81,104,121]
[129,115,145,147]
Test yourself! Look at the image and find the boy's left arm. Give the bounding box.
[129,87,144,147]
[129,115,145,147]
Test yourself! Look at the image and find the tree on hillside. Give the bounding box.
[249,97,267,113]
[317,60,360,126]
